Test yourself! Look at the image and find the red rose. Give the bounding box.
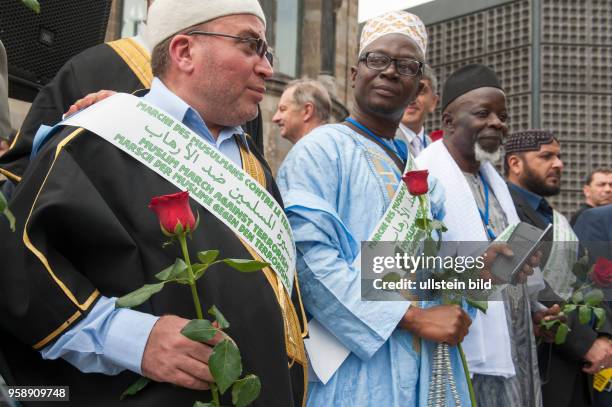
[149,191,196,235]
[429,129,444,142]
[402,170,429,196]
[591,257,612,288]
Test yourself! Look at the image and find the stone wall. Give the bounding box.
[262,0,359,173]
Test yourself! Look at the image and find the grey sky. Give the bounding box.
[358,0,434,22]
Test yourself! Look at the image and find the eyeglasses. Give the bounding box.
[358,52,423,76]
[187,31,274,67]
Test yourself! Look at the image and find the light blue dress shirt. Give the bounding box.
[41,77,248,375]
[277,124,470,406]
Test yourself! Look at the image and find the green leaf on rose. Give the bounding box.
[571,291,583,304]
[120,376,150,400]
[0,192,15,232]
[192,263,208,280]
[554,322,570,345]
[209,339,242,394]
[193,402,213,407]
[116,282,165,308]
[2,208,16,232]
[232,374,261,407]
[382,272,401,284]
[223,258,268,273]
[198,250,220,266]
[578,305,592,325]
[584,289,604,307]
[181,319,219,342]
[0,192,6,212]
[594,307,606,330]
[430,219,448,232]
[155,258,188,281]
[466,298,488,314]
[563,304,577,313]
[21,0,40,13]
[540,319,560,330]
[208,305,229,329]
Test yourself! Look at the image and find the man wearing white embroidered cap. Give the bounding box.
[0,1,306,406]
[278,10,473,406]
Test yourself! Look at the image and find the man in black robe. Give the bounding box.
[0,1,305,406]
[0,0,263,189]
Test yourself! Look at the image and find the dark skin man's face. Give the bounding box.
[443,87,508,163]
[350,34,424,122]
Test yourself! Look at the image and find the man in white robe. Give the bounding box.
[417,64,542,406]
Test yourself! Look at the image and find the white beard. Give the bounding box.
[474,142,502,164]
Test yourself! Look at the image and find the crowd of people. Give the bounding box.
[0,1,610,407]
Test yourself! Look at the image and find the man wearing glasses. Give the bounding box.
[0,1,306,406]
[0,0,267,199]
[277,11,472,406]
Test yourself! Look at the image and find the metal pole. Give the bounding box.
[531,0,541,128]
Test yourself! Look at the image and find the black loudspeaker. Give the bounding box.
[0,0,113,102]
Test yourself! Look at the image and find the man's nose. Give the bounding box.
[255,55,274,78]
[380,60,400,79]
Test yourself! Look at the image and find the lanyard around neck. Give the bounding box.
[477,172,497,240]
[345,117,407,164]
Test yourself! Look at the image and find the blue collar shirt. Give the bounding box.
[142,77,249,166]
[508,182,554,225]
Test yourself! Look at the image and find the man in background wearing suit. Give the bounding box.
[396,63,438,157]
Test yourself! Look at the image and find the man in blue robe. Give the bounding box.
[278,11,473,406]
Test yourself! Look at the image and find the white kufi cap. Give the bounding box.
[146,0,266,50]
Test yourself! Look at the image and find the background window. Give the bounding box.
[275,0,300,76]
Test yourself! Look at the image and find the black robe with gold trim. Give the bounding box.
[0,38,264,185]
[0,122,304,406]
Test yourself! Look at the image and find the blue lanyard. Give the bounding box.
[422,132,427,148]
[345,118,407,163]
[477,172,497,240]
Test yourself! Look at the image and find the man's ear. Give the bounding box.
[583,184,591,199]
[350,66,358,87]
[441,111,453,132]
[303,102,315,122]
[169,35,195,74]
[507,155,522,177]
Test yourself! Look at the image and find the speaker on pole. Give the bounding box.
[0,0,113,102]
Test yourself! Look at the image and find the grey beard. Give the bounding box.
[474,142,502,164]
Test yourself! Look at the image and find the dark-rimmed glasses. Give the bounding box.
[187,30,274,67]
[359,52,422,76]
